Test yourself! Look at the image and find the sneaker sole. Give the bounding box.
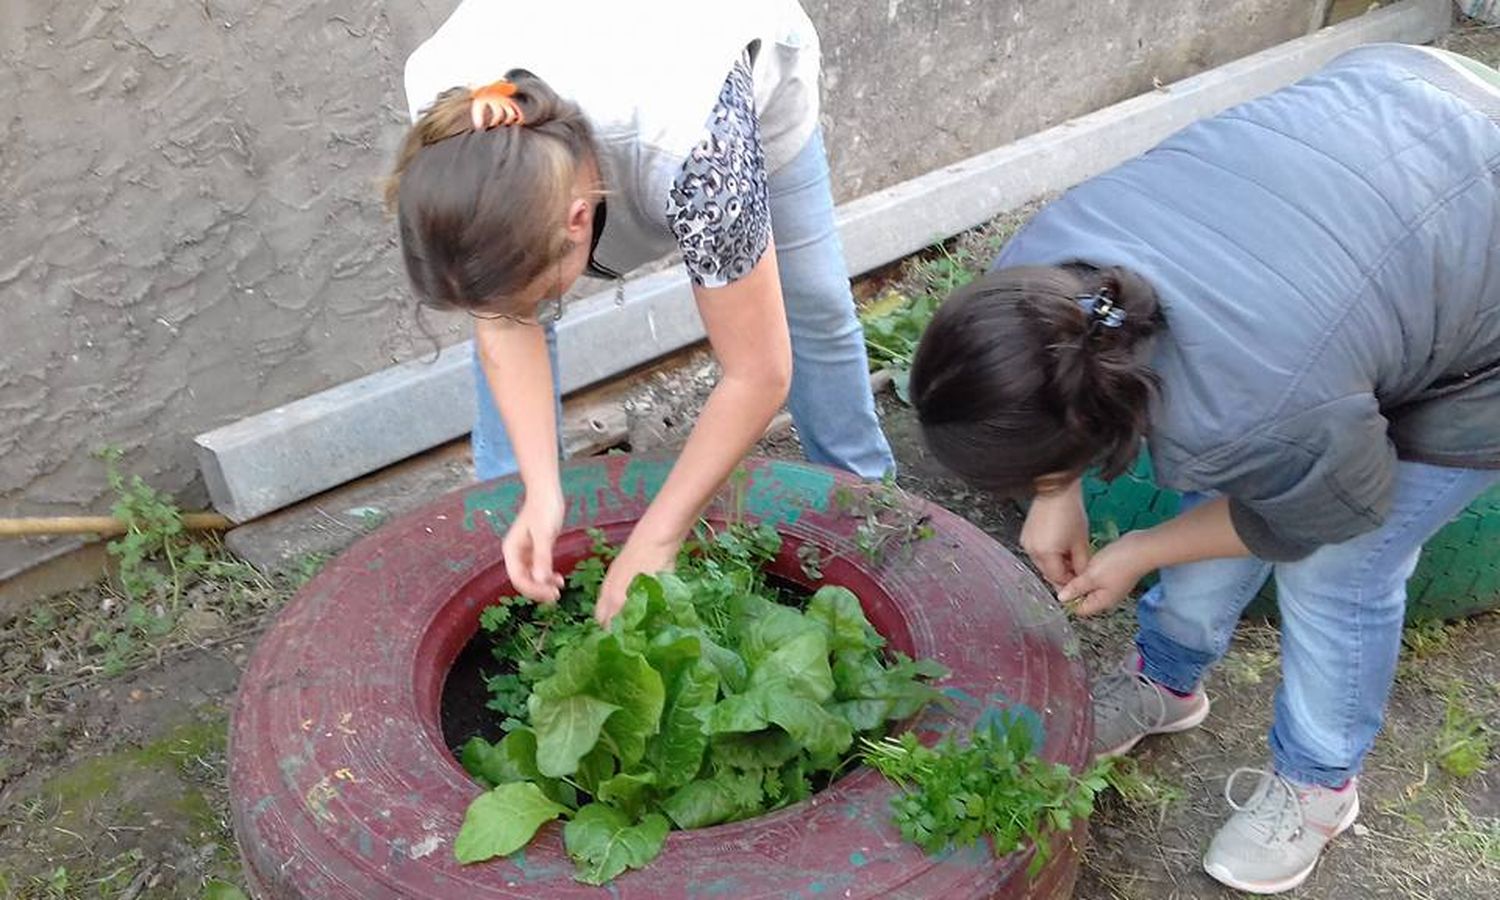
[1202,792,1361,895]
[1093,692,1211,760]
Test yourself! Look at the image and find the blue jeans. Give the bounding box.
[1134,461,1500,787]
[471,129,895,481]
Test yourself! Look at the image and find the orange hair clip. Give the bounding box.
[471,80,524,130]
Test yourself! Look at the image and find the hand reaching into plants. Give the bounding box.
[594,531,682,625]
[503,492,566,604]
[1020,478,1091,588]
[1057,531,1153,616]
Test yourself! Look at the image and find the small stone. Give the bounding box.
[181,609,224,639]
[128,689,145,703]
[1352,823,1370,838]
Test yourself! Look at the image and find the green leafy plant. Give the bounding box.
[454,526,947,884]
[1434,690,1493,778]
[833,479,935,567]
[97,446,207,604]
[860,244,980,403]
[862,716,1111,877]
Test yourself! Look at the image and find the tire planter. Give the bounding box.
[230,455,1091,899]
[1085,452,1500,622]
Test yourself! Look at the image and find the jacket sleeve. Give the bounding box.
[1193,395,1398,561]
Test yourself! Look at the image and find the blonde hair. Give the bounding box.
[386,69,597,315]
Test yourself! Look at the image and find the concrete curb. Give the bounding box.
[194,0,1452,522]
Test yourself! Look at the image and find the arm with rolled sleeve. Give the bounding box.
[1059,395,1397,614]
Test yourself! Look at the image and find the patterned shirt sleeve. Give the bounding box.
[666,56,772,289]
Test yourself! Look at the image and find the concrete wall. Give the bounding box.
[0,0,1325,579]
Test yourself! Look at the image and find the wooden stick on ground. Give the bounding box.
[0,513,233,538]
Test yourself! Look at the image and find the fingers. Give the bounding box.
[1070,538,1092,574]
[1057,572,1093,606]
[593,595,620,627]
[502,523,561,603]
[593,580,626,627]
[530,536,563,601]
[1058,571,1123,618]
[1031,551,1074,589]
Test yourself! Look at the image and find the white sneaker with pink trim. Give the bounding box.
[1203,768,1360,895]
[1089,656,1210,759]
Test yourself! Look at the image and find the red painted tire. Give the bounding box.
[230,456,1090,898]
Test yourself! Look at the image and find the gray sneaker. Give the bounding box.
[1203,768,1360,895]
[1091,658,1210,758]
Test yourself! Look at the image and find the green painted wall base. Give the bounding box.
[1084,455,1500,623]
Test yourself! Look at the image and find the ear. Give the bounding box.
[564,196,593,245]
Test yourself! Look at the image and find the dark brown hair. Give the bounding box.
[385,70,597,315]
[909,264,1164,495]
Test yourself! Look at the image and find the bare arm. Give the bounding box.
[1059,496,1250,615]
[595,241,792,621]
[474,318,566,601]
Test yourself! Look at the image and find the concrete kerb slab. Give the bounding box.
[194,0,1451,523]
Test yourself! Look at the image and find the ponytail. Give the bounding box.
[385,70,598,315]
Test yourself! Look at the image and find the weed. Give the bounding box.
[36,866,68,898]
[860,242,984,403]
[1433,690,1492,778]
[833,479,934,567]
[1442,800,1500,868]
[796,542,826,581]
[1088,518,1122,552]
[1103,757,1184,826]
[0,454,285,718]
[291,551,331,587]
[1403,619,1458,658]
[864,718,1112,877]
[1221,647,1277,687]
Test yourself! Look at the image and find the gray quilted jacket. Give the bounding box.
[993,44,1500,560]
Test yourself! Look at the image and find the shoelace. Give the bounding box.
[1223,767,1305,842]
[1093,671,1169,733]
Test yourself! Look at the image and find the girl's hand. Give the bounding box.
[1057,531,1153,616]
[1020,479,1092,588]
[595,532,682,626]
[502,492,566,603]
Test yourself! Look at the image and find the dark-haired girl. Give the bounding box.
[390,1,892,623]
[910,45,1500,894]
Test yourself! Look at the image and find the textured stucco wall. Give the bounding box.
[809,0,1322,200]
[0,0,1321,579]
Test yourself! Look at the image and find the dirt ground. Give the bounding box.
[2,20,1499,900]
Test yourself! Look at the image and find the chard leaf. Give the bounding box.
[454,782,569,864]
[460,729,576,797]
[533,633,604,701]
[706,690,770,734]
[831,650,887,700]
[576,744,618,795]
[596,771,658,820]
[649,659,719,789]
[530,693,620,778]
[563,804,670,886]
[806,586,884,653]
[653,572,702,627]
[829,698,895,732]
[661,769,765,829]
[709,729,803,769]
[738,597,820,665]
[698,633,749,693]
[763,694,853,757]
[645,627,703,674]
[595,635,665,769]
[749,629,834,702]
